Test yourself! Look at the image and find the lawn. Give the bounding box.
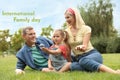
[0,54,120,80]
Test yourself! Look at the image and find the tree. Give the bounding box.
[40,25,53,39]
[0,29,11,52]
[61,23,67,30]
[11,28,24,52]
[79,0,117,37]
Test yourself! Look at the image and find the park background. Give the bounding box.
[0,0,120,55]
[0,0,120,80]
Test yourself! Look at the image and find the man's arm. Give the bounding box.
[15,58,26,74]
[44,37,53,46]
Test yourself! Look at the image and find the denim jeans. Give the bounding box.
[70,49,103,72]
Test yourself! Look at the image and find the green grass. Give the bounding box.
[0,54,120,80]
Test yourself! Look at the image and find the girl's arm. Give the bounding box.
[48,59,54,69]
[41,47,61,55]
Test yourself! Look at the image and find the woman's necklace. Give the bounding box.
[73,35,76,41]
[70,28,78,41]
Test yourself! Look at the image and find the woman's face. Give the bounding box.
[65,11,75,26]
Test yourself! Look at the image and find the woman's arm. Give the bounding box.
[75,32,91,51]
[82,33,91,49]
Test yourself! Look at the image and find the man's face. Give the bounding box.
[23,29,36,46]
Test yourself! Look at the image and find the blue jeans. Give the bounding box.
[70,49,103,72]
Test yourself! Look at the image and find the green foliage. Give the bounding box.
[78,0,119,53]
[11,28,24,53]
[40,25,53,39]
[79,0,117,37]
[61,23,67,30]
[0,29,11,52]
[91,35,108,53]
[92,36,120,53]
[0,51,2,55]
[1,54,120,80]
[106,37,120,53]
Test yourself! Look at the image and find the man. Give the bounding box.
[15,26,53,74]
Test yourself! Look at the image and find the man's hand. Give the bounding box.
[15,69,25,75]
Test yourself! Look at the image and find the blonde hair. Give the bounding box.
[53,29,71,54]
[53,29,69,44]
[65,8,85,29]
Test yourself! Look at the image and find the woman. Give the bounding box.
[64,8,120,74]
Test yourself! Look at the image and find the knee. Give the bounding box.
[68,62,72,65]
[79,57,90,66]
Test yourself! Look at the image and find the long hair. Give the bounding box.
[65,8,85,29]
[53,29,69,44]
[53,29,71,61]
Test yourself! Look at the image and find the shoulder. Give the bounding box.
[37,36,52,43]
[16,44,29,55]
[36,36,53,47]
[59,44,68,58]
[65,28,71,35]
[82,25,91,29]
[65,28,69,31]
[59,44,67,50]
[65,28,70,32]
[37,36,48,40]
[81,25,91,33]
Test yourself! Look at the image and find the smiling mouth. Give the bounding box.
[67,21,71,24]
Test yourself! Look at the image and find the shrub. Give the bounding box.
[106,37,120,53]
[91,36,108,53]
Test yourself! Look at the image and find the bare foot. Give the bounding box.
[115,69,120,74]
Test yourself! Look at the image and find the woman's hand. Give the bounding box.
[75,45,86,52]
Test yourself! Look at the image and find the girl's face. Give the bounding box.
[52,31,64,45]
[65,11,75,26]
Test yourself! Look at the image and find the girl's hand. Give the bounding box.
[48,66,54,70]
[41,47,49,53]
[75,45,86,51]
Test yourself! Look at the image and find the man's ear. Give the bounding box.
[22,34,26,40]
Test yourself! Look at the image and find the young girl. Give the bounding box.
[41,29,71,72]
